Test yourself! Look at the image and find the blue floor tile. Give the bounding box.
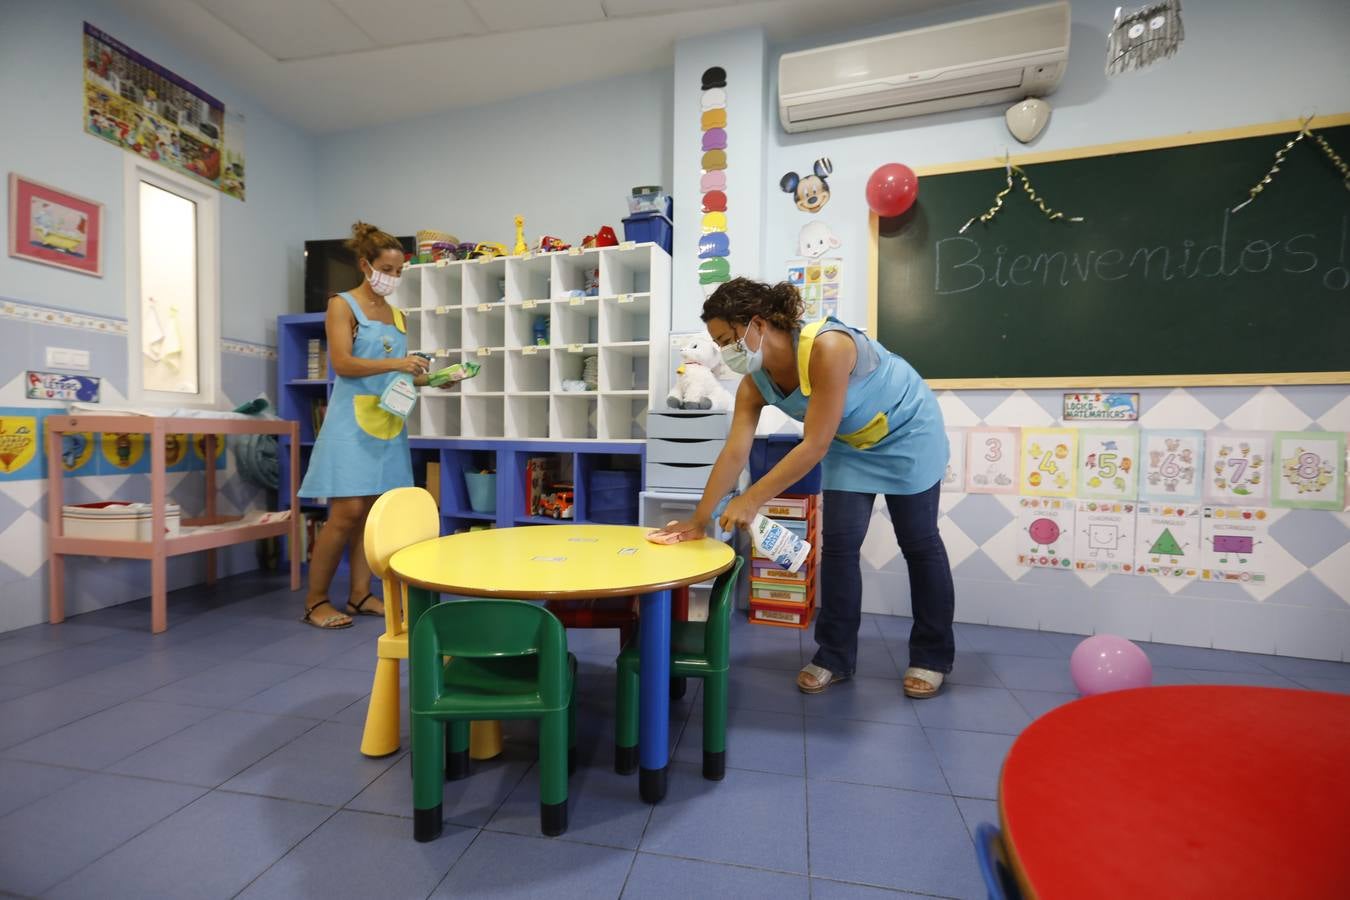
[731,622,805,672]
[807,779,983,899]
[4,699,214,770]
[1010,689,1078,720]
[234,666,374,719]
[142,658,310,709]
[983,654,1078,693]
[1290,676,1350,694]
[805,718,947,794]
[924,728,1017,800]
[0,758,86,818]
[642,764,806,874]
[431,830,635,899]
[45,790,331,900]
[1135,642,1273,673]
[955,624,1060,658]
[0,773,204,896]
[675,706,805,777]
[57,648,217,701]
[346,752,531,828]
[0,683,125,750]
[802,674,919,727]
[944,651,1003,688]
[954,796,1000,841]
[1255,655,1350,681]
[241,624,378,667]
[237,809,474,900]
[911,684,1031,735]
[810,878,932,899]
[623,853,810,899]
[725,665,805,716]
[800,631,899,680]
[1182,669,1302,688]
[108,709,317,787]
[488,762,653,849]
[0,644,140,690]
[221,720,401,807]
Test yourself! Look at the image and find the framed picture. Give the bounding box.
[7,173,104,277]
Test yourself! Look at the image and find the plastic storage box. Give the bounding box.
[587,469,639,524]
[463,470,497,514]
[749,437,823,495]
[62,501,181,541]
[621,213,672,254]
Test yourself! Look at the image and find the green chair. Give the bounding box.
[615,556,744,780]
[411,599,577,841]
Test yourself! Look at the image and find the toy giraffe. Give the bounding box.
[513,215,528,256]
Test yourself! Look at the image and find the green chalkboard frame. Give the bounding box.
[868,114,1350,389]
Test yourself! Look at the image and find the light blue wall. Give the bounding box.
[313,68,673,254]
[0,0,316,346]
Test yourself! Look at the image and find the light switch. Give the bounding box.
[45,347,91,371]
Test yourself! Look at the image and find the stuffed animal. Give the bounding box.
[667,336,734,410]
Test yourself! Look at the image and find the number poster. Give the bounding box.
[1205,433,1270,505]
[942,428,966,492]
[964,428,1019,494]
[1077,429,1140,500]
[1272,431,1345,510]
[1020,428,1078,498]
[1141,429,1204,502]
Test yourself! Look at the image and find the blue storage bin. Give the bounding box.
[588,469,639,524]
[463,470,497,514]
[622,213,672,254]
[749,437,822,495]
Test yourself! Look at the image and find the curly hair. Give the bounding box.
[700,277,804,332]
[345,221,403,264]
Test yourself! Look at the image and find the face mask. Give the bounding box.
[721,321,764,375]
[365,264,400,297]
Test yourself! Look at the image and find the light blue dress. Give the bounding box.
[750,317,948,495]
[299,292,413,499]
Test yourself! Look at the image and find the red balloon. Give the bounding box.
[866,163,918,217]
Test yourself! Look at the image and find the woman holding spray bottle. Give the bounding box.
[651,278,956,698]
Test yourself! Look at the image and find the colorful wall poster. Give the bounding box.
[1272,431,1345,510]
[697,66,728,296]
[0,409,47,481]
[192,433,228,470]
[1062,392,1139,421]
[785,256,842,321]
[57,428,97,476]
[1019,427,1078,497]
[83,23,243,199]
[1016,497,1075,569]
[1205,433,1269,505]
[964,427,1019,494]
[1200,506,1270,585]
[1141,429,1204,502]
[942,428,966,493]
[100,431,149,473]
[1077,428,1139,500]
[8,175,104,277]
[1133,503,1201,580]
[1074,500,1138,574]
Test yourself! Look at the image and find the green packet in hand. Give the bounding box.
[427,361,481,387]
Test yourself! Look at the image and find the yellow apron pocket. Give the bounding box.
[353,395,404,441]
[837,412,889,450]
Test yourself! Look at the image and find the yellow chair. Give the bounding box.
[360,486,503,760]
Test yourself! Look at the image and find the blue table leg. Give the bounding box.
[638,588,671,803]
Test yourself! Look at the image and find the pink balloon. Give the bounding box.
[866,163,918,217]
[1070,635,1152,696]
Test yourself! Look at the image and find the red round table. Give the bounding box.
[999,685,1350,899]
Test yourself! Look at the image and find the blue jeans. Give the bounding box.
[811,482,956,676]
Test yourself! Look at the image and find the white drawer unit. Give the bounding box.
[646,409,730,440]
[645,409,729,491]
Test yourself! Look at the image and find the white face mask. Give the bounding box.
[721,321,764,375]
[365,264,400,296]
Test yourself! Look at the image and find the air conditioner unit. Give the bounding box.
[778,2,1070,133]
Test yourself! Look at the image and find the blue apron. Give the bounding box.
[750,317,948,495]
[298,292,413,499]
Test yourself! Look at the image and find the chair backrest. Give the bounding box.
[703,556,745,669]
[411,600,570,709]
[363,487,440,636]
[974,823,1022,900]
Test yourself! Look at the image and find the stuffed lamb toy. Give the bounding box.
[667,336,735,410]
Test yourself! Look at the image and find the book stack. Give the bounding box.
[748,493,821,629]
[306,339,326,380]
[310,400,328,437]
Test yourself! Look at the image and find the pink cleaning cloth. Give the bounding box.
[644,528,683,545]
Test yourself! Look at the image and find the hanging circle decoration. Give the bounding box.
[865,163,918,218]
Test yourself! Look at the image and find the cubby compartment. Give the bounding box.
[436,447,498,520]
[577,453,641,524]
[463,258,507,306]
[461,350,505,394]
[506,395,550,439]
[418,392,460,437]
[600,395,648,441]
[600,246,652,296]
[508,300,553,348]
[600,344,650,393]
[512,451,575,522]
[421,306,461,354]
[506,347,551,393]
[506,254,551,303]
[550,250,602,297]
[600,293,651,344]
[462,395,504,438]
[388,265,422,309]
[551,346,597,393]
[550,395,598,440]
[553,296,601,346]
[463,304,506,350]
[421,263,460,312]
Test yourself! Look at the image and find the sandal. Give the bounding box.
[797,663,849,694]
[346,594,384,617]
[301,600,353,630]
[903,667,945,699]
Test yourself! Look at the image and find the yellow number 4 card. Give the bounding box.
[1020,427,1078,497]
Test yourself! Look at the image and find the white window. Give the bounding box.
[124,157,219,406]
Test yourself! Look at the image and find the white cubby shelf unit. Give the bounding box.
[390,244,670,442]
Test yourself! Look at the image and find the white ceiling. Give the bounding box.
[110,0,959,133]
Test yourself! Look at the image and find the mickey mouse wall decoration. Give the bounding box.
[780,157,833,213]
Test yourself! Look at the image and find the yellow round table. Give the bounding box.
[390,524,735,802]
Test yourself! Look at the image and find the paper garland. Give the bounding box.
[1231,116,1350,213]
[698,67,730,295]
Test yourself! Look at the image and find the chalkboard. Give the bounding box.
[870,117,1350,387]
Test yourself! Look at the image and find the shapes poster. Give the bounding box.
[964,427,1019,494]
[1074,500,1137,574]
[0,410,45,481]
[1016,497,1075,569]
[1141,429,1204,502]
[1133,503,1201,581]
[942,428,966,493]
[1200,506,1269,585]
[1019,428,1078,497]
[785,256,841,322]
[1205,433,1269,505]
[1272,431,1345,510]
[1076,428,1139,500]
